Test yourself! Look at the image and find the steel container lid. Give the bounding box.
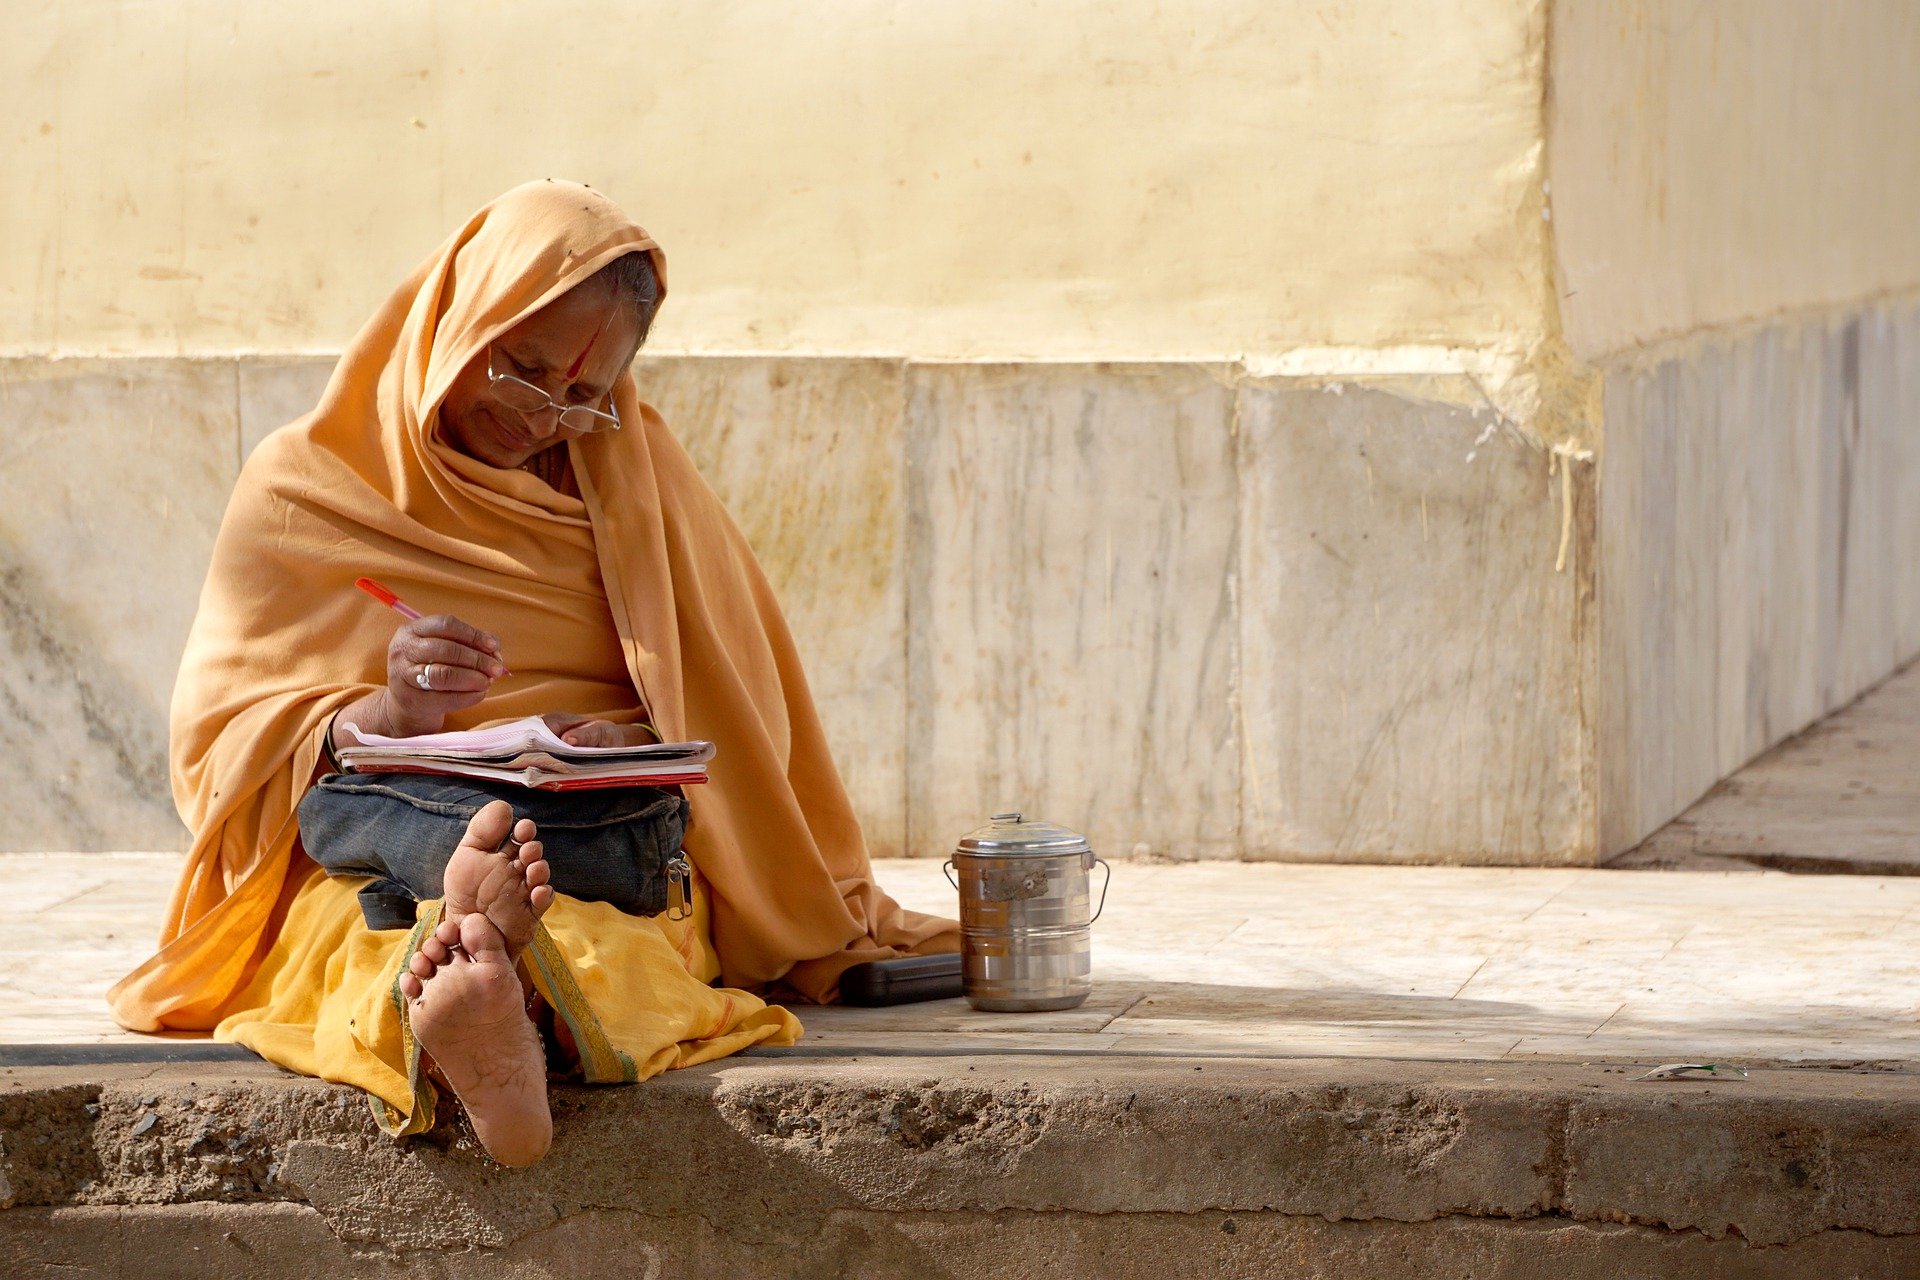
[956,812,1091,857]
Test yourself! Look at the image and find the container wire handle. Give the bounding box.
[1088,855,1112,923]
[942,858,959,890]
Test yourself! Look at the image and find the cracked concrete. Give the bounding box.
[5,1056,1920,1276]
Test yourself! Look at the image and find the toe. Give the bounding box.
[522,854,551,888]
[421,934,453,966]
[432,917,463,948]
[457,907,510,959]
[409,951,438,980]
[513,817,538,847]
[530,884,555,915]
[462,799,516,853]
[399,972,423,1001]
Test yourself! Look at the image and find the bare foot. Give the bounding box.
[399,912,553,1166]
[442,799,554,959]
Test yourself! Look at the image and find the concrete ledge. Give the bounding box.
[5,1054,1918,1276]
[7,1203,1919,1280]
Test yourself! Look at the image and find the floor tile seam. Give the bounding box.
[28,882,113,919]
[1512,869,1597,923]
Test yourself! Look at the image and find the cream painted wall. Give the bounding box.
[1548,0,1920,362]
[4,0,1550,360]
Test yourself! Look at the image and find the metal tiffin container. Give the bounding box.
[943,812,1112,1012]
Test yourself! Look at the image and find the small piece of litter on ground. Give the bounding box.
[1637,1063,1747,1081]
[130,1112,159,1136]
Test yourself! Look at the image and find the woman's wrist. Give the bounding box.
[379,688,444,738]
[332,689,441,748]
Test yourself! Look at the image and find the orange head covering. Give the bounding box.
[110,180,955,1029]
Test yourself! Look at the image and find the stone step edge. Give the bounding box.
[3,1055,1916,1251]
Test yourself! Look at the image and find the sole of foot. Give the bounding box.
[400,911,553,1167]
[442,798,554,961]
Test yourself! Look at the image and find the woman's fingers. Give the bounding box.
[543,711,605,745]
[387,614,505,706]
[401,634,508,680]
[401,661,492,694]
[413,613,503,660]
[374,613,504,737]
[541,713,649,747]
[563,720,621,746]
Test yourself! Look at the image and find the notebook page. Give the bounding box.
[338,716,716,762]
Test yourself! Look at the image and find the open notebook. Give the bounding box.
[335,716,714,792]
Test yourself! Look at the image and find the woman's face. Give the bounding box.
[438,280,645,470]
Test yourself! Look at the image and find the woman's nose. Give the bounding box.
[523,404,563,439]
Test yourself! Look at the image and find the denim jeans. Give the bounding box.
[297,773,689,931]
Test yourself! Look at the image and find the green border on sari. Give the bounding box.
[375,902,444,1138]
[373,900,638,1138]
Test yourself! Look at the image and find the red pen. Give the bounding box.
[354,577,423,620]
[355,577,511,676]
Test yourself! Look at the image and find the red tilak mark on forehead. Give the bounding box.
[564,330,595,379]
[565,308,615,381]
[564,332,598,380]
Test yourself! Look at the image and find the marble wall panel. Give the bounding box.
[1597,298,1920,856]
[1864,304,1920,661]
[1833,307,1920,699]
[633,356,911,856]
[1741,324,1822,764]
[0,358,238,850]
[14,317,1913,864]
[1237,383,1595,864]
[1593,363,1660,859]
[238,357,335,459]
[904,363,1241,861]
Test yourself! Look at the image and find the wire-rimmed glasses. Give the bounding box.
[486,346,622,433]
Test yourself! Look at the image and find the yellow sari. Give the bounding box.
[215,866,788,1133]
[109,180,957,1129]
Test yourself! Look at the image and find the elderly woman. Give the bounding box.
[110,181,958,1166]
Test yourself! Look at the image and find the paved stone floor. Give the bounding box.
[7,853,1917,1065]
[1615,659,1920,875]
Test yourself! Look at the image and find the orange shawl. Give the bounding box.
[110,180,955,1030]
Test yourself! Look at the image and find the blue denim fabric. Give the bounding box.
[296,773,688,931]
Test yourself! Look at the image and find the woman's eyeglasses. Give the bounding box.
[486,347,622,433]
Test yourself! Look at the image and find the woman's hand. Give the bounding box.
[541,712,658,748]
[330,614,507,755]
[382,614,508,736]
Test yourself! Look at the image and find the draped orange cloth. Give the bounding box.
[109,179,957,1033]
